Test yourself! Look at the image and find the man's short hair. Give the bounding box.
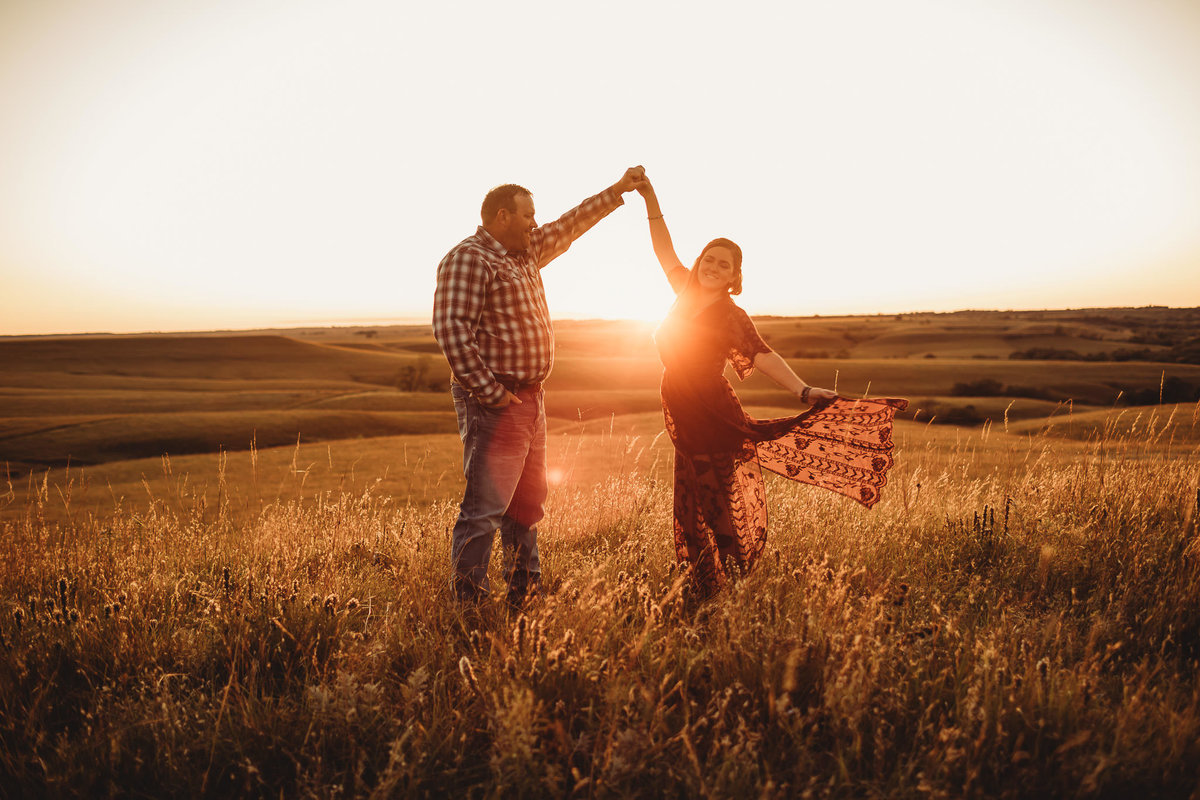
[481,184,532,224]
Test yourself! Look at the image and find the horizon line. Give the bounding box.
[2,303,1196,340]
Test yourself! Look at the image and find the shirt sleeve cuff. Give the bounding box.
[478,381,507,406]
[600,186,624,208]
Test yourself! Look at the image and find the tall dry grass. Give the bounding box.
[1,407,1199,798]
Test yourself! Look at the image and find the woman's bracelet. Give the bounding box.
[801,386,812,403]
[647,214,663,221]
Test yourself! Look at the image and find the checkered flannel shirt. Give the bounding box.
[433,187,624,405]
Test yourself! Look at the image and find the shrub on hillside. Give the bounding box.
[910,400,985,425]
[940,404,984,425]
[1003,384,1056,401]
[395,356,445,392]
[1168,337,1200,365]
[951,378,1004,397]
[951,379,1057,401]
[1120,377,1200,405]
[1009,347,1083,361]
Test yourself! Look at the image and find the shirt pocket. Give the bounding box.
[491,265,525,309]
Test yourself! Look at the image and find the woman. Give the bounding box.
[636,176,907,596]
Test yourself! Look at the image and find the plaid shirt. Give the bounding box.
[433,187,624,405]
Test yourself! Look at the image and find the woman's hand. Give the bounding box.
[805,387,838,404]
[615,165,647,194]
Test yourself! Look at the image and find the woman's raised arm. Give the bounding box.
[636,179,687,291]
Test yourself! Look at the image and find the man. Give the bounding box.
[433,166,646,605]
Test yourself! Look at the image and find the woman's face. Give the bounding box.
[696,246,738,292]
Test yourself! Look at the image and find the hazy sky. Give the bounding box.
[2,0,1198,335]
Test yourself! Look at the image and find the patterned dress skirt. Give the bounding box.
[654,293,906,596]
[666,389,907,597]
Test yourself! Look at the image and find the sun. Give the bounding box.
[545,272,675,325]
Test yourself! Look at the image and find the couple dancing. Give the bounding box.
[432,166,906,606]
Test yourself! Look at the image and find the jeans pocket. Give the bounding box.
[475,396,504,416]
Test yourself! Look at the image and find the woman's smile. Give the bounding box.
[696,246,737,291]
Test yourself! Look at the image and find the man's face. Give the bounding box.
[496,193,536,252]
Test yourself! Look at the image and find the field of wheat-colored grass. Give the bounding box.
[2,401,1199,798]
[2,310,1198,796]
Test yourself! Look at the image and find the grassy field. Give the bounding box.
[2,309,1200,797]
[2,406,1199,797]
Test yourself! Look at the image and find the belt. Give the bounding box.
[494,374,543,396]
[450,374,543,397]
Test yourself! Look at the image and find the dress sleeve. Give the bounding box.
[727,305,772,380]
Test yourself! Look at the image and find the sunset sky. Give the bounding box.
[2,0,1198,336]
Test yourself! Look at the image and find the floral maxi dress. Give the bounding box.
[654,292,907,595]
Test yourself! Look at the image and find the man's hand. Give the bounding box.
[492,391,523,408]
[614,165,647,194]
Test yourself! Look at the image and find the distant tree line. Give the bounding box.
[952,376,1200,405]
[951,379,1057,401]
[790,349,852,360]
[1117,378,1200,405]
[1009,336,1200,365]
[910,400,985,426]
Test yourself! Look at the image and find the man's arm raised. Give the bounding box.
[531,166,647,268]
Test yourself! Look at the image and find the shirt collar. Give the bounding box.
[475,226,521,257]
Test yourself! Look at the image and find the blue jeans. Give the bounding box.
[450,381,546,603]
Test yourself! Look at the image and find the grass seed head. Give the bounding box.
[533,619,546,658]
[458,655,480,695]
[513,614,528,654]
[782,647,804,694]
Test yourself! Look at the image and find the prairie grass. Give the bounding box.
[2,408,1200,798]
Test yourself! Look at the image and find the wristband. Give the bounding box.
[801,386,812,403]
